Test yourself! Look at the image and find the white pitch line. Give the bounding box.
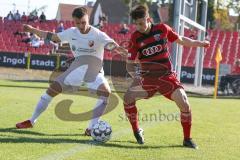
[39,118,179,160]
[39,127,133,160]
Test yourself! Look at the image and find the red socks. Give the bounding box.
[180,111,192,140]
[124,103,139,132]
[124,103,192,139]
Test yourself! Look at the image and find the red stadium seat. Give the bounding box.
[0,21,239,69]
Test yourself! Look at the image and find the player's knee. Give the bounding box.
[123,92,136,106]
[100,96,109,105]
[180,92,191,111]
[97,89,111,97]
[105,88,111,97]
[180,99,191,112]
[97,84,111,97]
[182,104,191,112]
[47,82,62,97]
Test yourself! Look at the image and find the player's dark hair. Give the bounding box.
[72,7,88,19]
[130,4,149,20]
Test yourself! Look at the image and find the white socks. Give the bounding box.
[29,93,108,129]
[30,93,53,124]
[88,96,108,129]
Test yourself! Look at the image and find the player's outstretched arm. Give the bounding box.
[176,36,210,48]
[115,46,128,57]
[23,24,61,43]
[104,42,128,57]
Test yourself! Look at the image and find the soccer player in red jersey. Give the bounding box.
[123,5,210,149]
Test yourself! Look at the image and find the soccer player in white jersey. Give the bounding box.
[16,7,125,136]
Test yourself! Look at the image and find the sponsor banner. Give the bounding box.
[181,66,215,85]
[30,54,57,70]
[0,52,27,68]
[0,52,216,85]
[59,56,74,71]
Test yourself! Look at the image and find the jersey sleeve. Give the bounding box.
[56,28,72,42]
[98,31,115,46]
[128,35,138,61]
[164,24,179,42]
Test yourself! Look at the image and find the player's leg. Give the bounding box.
[15,59,78,129]
[30,82,62,124]
[32,59,89,127]
[123,89,139,133]
[157,72,197,149]
[123,89,144,144]
[16,81,62,129]
[85,73,111,136]
[171,88,198,149]
[123,78,153,144]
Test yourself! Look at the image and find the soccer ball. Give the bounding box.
[91,120,112,143]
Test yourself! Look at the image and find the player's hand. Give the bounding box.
[23,24,33,32]
[202,40,210,48]
[114,46,128,56]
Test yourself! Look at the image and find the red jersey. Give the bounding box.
[128,23,179,73]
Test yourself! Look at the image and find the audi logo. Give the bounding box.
[142,44,164,56]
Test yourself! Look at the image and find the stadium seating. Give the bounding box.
[0,19,239,69]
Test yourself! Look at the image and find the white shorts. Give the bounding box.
[87,71,109,92]
[55,59,110,93]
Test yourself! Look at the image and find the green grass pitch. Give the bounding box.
[0,80,239,160]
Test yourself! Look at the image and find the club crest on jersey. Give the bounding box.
[88,40,94,47]
[72,45,76,51]
[154,34,161,41]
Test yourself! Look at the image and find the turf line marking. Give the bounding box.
[39,120,176,160]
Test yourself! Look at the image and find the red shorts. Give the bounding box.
[141,72,183,100]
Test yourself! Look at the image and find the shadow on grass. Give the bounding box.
[9,80,49,83]
[0,128,183,149]
[0,84,47,90]
[0,127,85,136]
[93,141,183,149]
[0,137,183,149]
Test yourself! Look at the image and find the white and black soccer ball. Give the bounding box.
[91,120,112,143]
